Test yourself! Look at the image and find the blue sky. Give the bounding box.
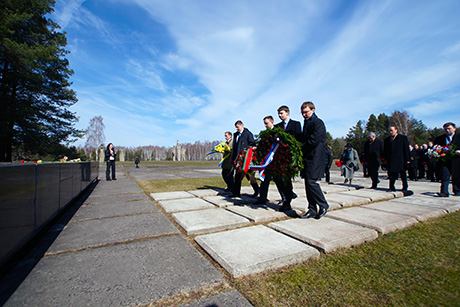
[52,0,460,147]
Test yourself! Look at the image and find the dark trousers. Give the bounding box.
[418,163,425,178]
[408,167,418,180]
[258,171,285,202]
[106,160,116,180]
[438,162,460,195]
[368,163,380,188]
[304,177,329,213]
[324,167,331,183]
[222,168,234,190]
[233,172,259,196]
[388,170,408,191]
[427,160,436,181]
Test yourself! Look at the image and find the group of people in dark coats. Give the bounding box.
[222,102,329,219]
[362,122,459,197]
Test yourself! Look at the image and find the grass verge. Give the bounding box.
[136,176,252,193]
[234,211,460,306]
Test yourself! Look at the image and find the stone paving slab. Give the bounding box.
[150,191,195,201]
[72,200,159,221]
[95,179,139,190]
[89,185,144,196]
[181,289,253,307]
[388,195,460,213]
[327,207,419,234]
[46,213,179,254]
[361,201,448,222]
[195,225,320,277]
[269,217,379,253]
[158,198,216,213]
[5,236,224,307]
[340,189,395,202]
[203,195,241,207]
[172,209,251,235]
[84,192,149,205]
[320,184,351,194]
[290,197,342,213]
[325,193,372,207]
[226,204,289,222]
[187,189,221,198]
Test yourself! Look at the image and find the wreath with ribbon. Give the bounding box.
[234,127,303,179]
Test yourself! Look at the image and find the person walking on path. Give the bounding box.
[255,116,286,205]
[221,131,234,193]
[363,132,384,188]
[230,120,259,198]
[340,143,359,185]
[298,101,329,219]
[135,156,140,168]
[434,122,460,197]
[105,143,117,181]
[274,105,302,211]
[383,126,410,192]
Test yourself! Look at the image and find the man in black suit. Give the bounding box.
[298,102,329,219]
[255,115,286,205]
[383,126,410,192]
[434,122,460,197]
[230,120,259,197]
[274,105,302,211]
[363,132,384,188]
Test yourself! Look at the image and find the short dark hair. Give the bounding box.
[277,105,290,113]
[225,131,232,136]
[443,122,456,129]
[301,101,315,110]
[235,120,243,126]
[263,115,274,122]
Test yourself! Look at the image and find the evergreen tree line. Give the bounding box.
[328,109,444,159]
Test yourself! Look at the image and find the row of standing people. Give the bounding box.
[220,102,329,219]
[360,122,460,197]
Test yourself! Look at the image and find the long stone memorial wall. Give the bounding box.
[0,162,98,268]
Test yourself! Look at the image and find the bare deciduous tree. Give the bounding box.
[85,116,105,161]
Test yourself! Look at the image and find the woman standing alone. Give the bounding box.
[105,143,117,181]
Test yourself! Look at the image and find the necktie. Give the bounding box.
[284,121,287,130]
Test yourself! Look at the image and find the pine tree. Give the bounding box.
[0,0,80,161]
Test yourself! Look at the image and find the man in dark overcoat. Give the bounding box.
[434,122,460,197]
[363,132,384,188]
[383,126,410,191]
[230,120,258,197]
[274,105,302,211]
[299,101,329,219]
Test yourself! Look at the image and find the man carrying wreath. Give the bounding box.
[299,101,329,219]
[230,120,259,198]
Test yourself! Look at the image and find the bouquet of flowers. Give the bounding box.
[335,160,343,167]
[205,142,231,166]
[427,144,458,163]
[234,127,303,179]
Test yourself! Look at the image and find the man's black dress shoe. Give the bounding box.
[300,210,317,219]
[437,192,449,197]
[254,199,267,205]
[453,193,460,196]
[278,203,292,212]
[315,207,327,219]
[228,193,240,198]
